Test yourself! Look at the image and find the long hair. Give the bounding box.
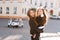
[36,7,48,17]
[36,8,45,17]
[27,8,36,18]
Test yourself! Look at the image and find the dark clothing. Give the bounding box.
[29,17,37,34]
[31,32,40,40]
[35,13,46,33]
[36,13,46,27]
[29,13,46,40]
[29,17,44,40]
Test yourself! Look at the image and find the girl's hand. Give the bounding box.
[33,34,36,38]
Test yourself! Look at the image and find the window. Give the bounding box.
[40,3,42,6]
[30,0,32,4]
[0,7,2,14]
[22,8,24,14]
[50,9,53,15]
[44,2,47,8]
[14,7,17,14]
[25,8,26,14]
[51,3,53,8]
[6,7,9,14]
[35,1,37,5]
[22,8,26,14]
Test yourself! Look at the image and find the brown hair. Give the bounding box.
[27,8,36,18]
[36,9,45,16]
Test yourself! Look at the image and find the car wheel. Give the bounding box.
[13,25,18,28]
[8,25,12,28]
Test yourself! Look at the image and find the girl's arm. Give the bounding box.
[44,9,50,26]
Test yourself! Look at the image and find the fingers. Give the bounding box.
[33,34,36,38]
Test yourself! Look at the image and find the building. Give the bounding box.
[0,0,60,18]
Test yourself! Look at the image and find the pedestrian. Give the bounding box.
[34,7,48,40]
[27,8,38,40]
[27,7,48,40]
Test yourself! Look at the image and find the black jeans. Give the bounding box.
[31,28,43,40]
[31,32,40,40]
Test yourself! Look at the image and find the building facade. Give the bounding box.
[0,0,60,18]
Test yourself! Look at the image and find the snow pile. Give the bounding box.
[40,32,60,40]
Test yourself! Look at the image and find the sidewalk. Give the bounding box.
[41,33,60,40]
[0,33,60,40]
[0,27,60,40]
[0,19,60,40]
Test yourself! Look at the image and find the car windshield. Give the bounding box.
[12,19,19,22]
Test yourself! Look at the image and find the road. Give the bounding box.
[0,19,60,40]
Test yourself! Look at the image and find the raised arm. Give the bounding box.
[44,9,50,26]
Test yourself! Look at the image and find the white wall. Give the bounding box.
[0,0,60,16]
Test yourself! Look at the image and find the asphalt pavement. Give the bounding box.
[0,19,60,40]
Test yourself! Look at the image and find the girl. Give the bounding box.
[27,7,48,40]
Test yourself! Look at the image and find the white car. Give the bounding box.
[50,15,60,20]
[8,18,23,28]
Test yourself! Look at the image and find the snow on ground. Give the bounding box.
[41,33,60,40]
[0,33,60,40]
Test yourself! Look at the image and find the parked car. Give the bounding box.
[8,18,23,28]
[50,15,60,20]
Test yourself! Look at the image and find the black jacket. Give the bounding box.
[29,12,46,34]
[29,17,37,34]
[36,13,46,27]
